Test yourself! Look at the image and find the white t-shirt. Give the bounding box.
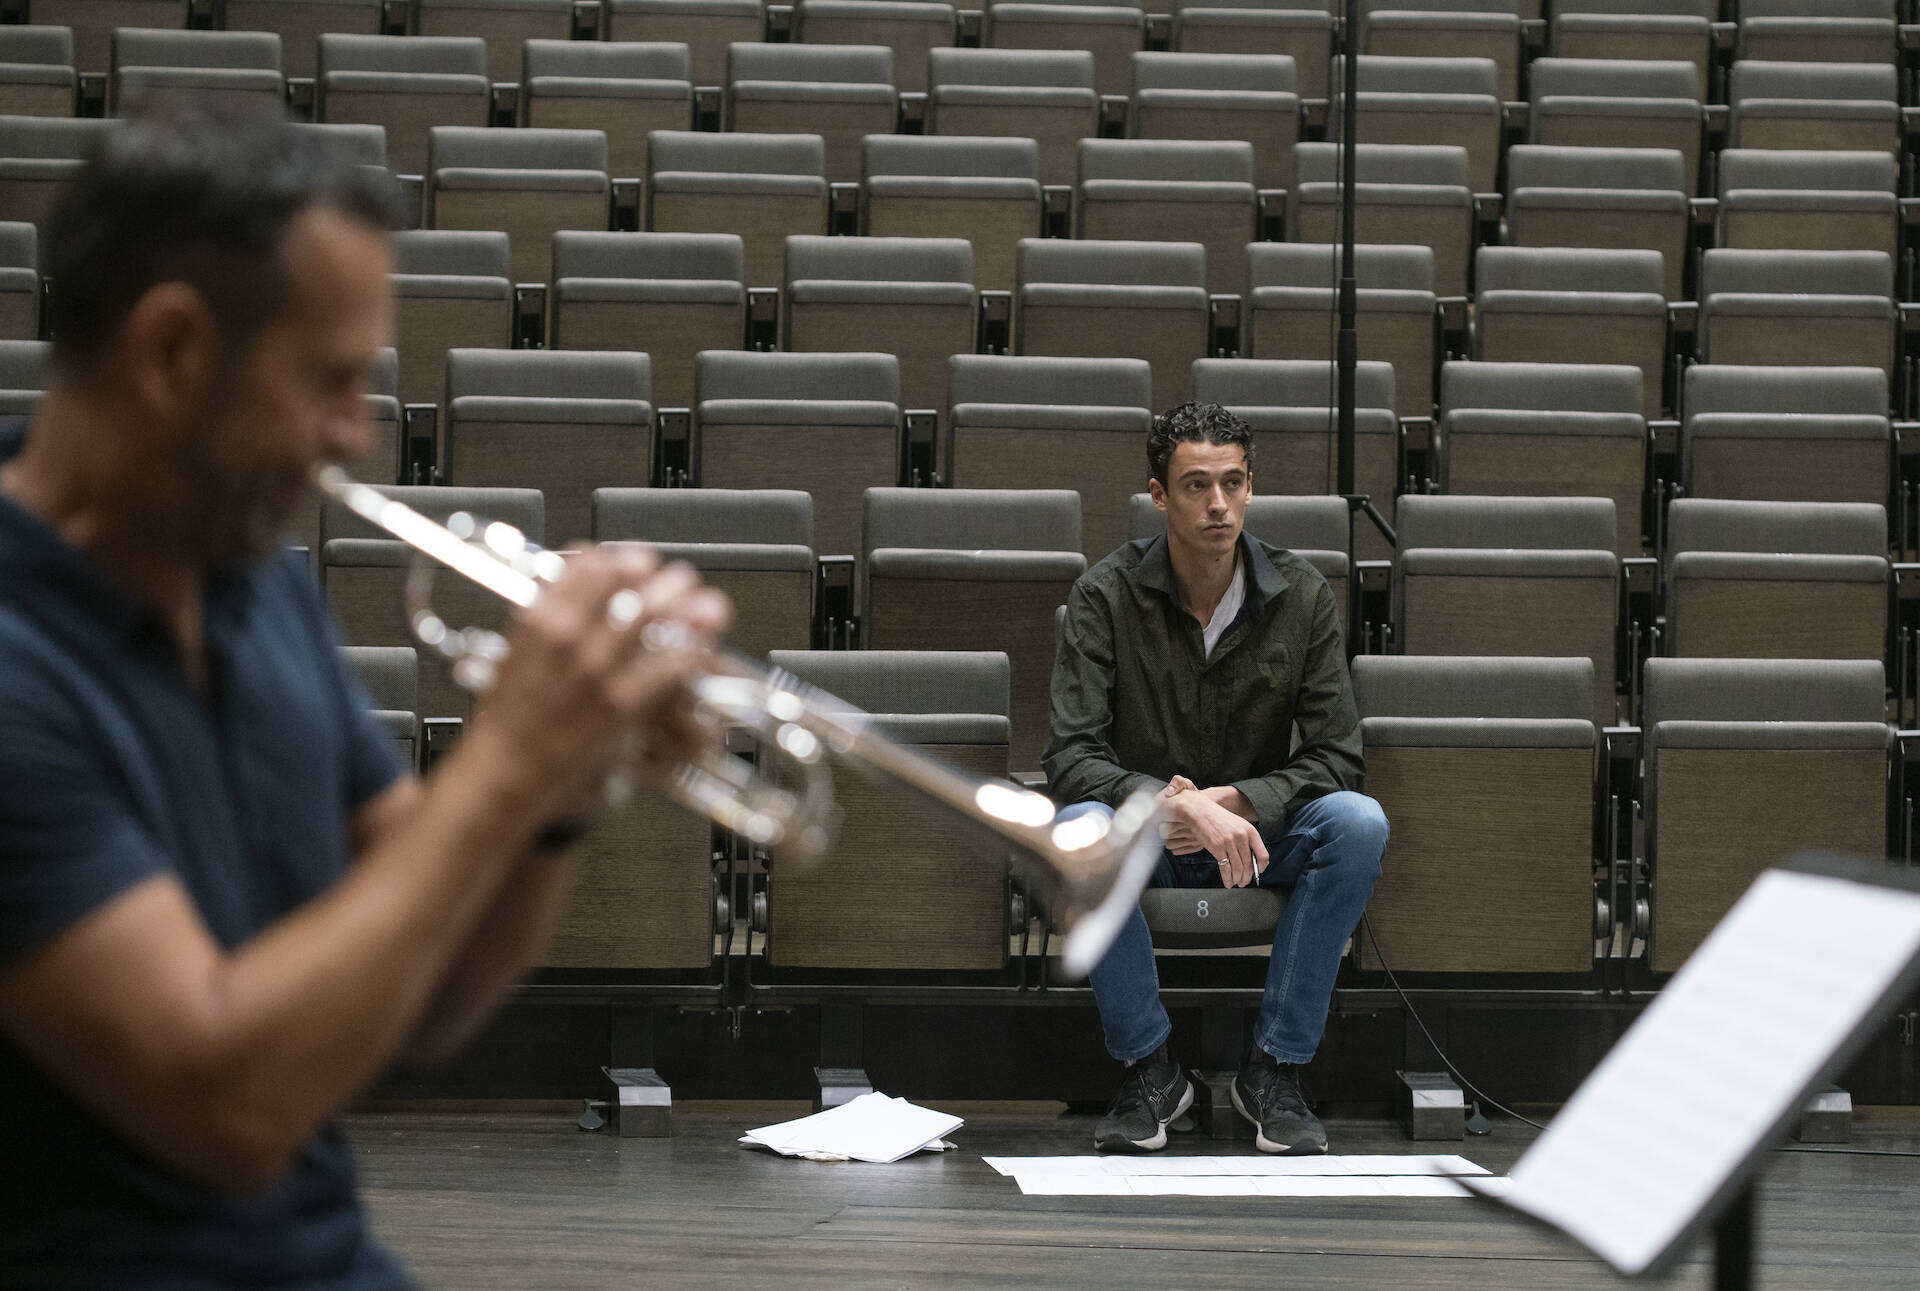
[1201,558,1247,660]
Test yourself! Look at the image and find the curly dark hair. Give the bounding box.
[1146,401,1255,486]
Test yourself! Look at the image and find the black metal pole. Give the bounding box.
[1336,0,1360,500]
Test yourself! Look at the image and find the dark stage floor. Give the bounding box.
[348,1103,1920,1289]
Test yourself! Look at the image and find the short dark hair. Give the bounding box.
[46,95,405,374]
[1146,401,1255,486]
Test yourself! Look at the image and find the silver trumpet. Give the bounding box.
[314,465,1164,976]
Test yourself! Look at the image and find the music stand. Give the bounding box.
[1452,856,1920,1288]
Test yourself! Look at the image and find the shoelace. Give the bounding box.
[1113,1060,1179,1118]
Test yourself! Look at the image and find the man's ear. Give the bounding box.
[1148,477,1168,512]
[117,282,221,428]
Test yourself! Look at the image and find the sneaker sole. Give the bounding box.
[1096,1078,1195,1153]
[1229,1081,1329,1156]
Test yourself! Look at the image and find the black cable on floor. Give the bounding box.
[1361,912,1548,1133]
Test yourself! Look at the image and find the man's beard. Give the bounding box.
[177,418,300,565]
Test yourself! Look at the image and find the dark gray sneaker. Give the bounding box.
[1231,1049,1327,1155]
[1094,1047,1194,1153]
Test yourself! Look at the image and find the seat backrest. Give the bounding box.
[1717,147,1897,196]
[112,28,281,71]
[1554,0,1711,16]
[320,34,487,77]
[1192,357,1396,412]
[0,222,35,271]
[390,229,511,278]
[1741,0,1893,17]
[696,349,900,403]
[864,133,1040,180]
[648,129,827,177]
[524,38,692,82]
[767,648,1009,720]
[430,125,607,173]
[1016,237,1205,288]
[864,486,1080,554]
[1730,59,1898,105]
[1245,241,1435,291]
[1667,498,1887,558]
[729,40,893,85]
[342,645,419,714]
[1077,138,1254,185]
[1701,248,1893,299]
[1506,143,1686,193]
[1172,0,1332,11]
[1130,51,1298,95]
[593,486,813,544]
[1441,360,1644,415]
[785,234,972,285]
[0,26,74,65]
[1339,53,1498,96]
[1473,245,1664,296]
[1683,363,1887,418]
[1397,493,1618,553]
[1295,141,1470,188]
[322,485,545,543]
[1644,656,1885,727]
[293,122,388,168]
[0,115,114,160]
[1529,56,1699,101]
[553,230,744,281]
[0,339,49,390]
[446,348,651,403]
[1354,653,1594,720]
[927,47,1096,90]
[947,353,1152,408]
[1360,0,1517,14]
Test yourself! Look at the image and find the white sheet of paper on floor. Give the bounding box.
[983,1154,1509,1198]
[740,1092,963,1164]
[1491,867,1920,1277]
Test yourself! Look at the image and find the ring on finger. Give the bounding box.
[640,619,690,653]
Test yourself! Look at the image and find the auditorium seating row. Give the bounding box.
[342,636,1898,986]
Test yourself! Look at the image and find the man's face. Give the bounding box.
[184,206,393,562]
[1150,439,1251,559]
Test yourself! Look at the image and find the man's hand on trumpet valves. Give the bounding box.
[470,543,732,830]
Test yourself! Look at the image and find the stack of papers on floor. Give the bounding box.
[741,1093,963,1163]
[983,1154,1514,1198]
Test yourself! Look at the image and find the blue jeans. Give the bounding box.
[1062,791,1388,1067]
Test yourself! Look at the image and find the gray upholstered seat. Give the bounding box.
[859,133,1042,293]
[109,28,284,115]
[946,353,1154,564]
[21,0,186,76]
[1439,360,1647,554]
[0,116,115,244]
[1331,54,1503,192]
[1527,57,1703,195]
[1697,248,1895,377]
[1291,141,1473,296]
[0,26,77,117]
[1393,493,1621,728]
[1358,0,1522,101]
[983,0,1146,98]
[1471,246,1666,419]
[1505,143,1690,301]
[796,0,956,95]
[1665,498,1888,662]
[1728,59,1901,154]
[0,221,37,342]
[1015,237,1208,405]
[1074,138,1256,296]
[1642,657,1889,972]
[549,231,744,412]
[1550,0,1712,99]
[1680,363,1889,508]
[443,349,653,544]
[862,487,1083,770]
[317,35,491,177]
[762,649,1014,971]
[783,234,975,416]
[1737,0,1895,66]
[221,0,380,79]
[1354,654,1598,973]
[594,487,815,659]
[1716,147,1897,261]
[725,42,898,183]
[341,645,420,769]
[523,40,694,181]
[427,126,611,286]
[388,229,514,412]
[0,337,48,416]
[292,121,388,168]
[925,47,1099,185]
[1127,52,1299,193]
[607,0,767,89]
[1171,0,1332,102]
[693,350,902,560]
[647,130,828,288]
[416,0,574,83]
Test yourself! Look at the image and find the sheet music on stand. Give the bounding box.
[1471,858,1920,1279]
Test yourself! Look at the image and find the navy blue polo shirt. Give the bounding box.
[0,420,411,1288]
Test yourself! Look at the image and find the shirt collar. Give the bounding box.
[1135,527,1289,615]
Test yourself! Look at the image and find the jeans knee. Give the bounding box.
[1323,791,1389,872]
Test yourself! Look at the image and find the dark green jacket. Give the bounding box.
[1043,531,1364,827]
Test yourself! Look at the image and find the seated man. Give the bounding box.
[1045,402,1387,1156]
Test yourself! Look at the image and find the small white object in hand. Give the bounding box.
[606,589,644,629]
